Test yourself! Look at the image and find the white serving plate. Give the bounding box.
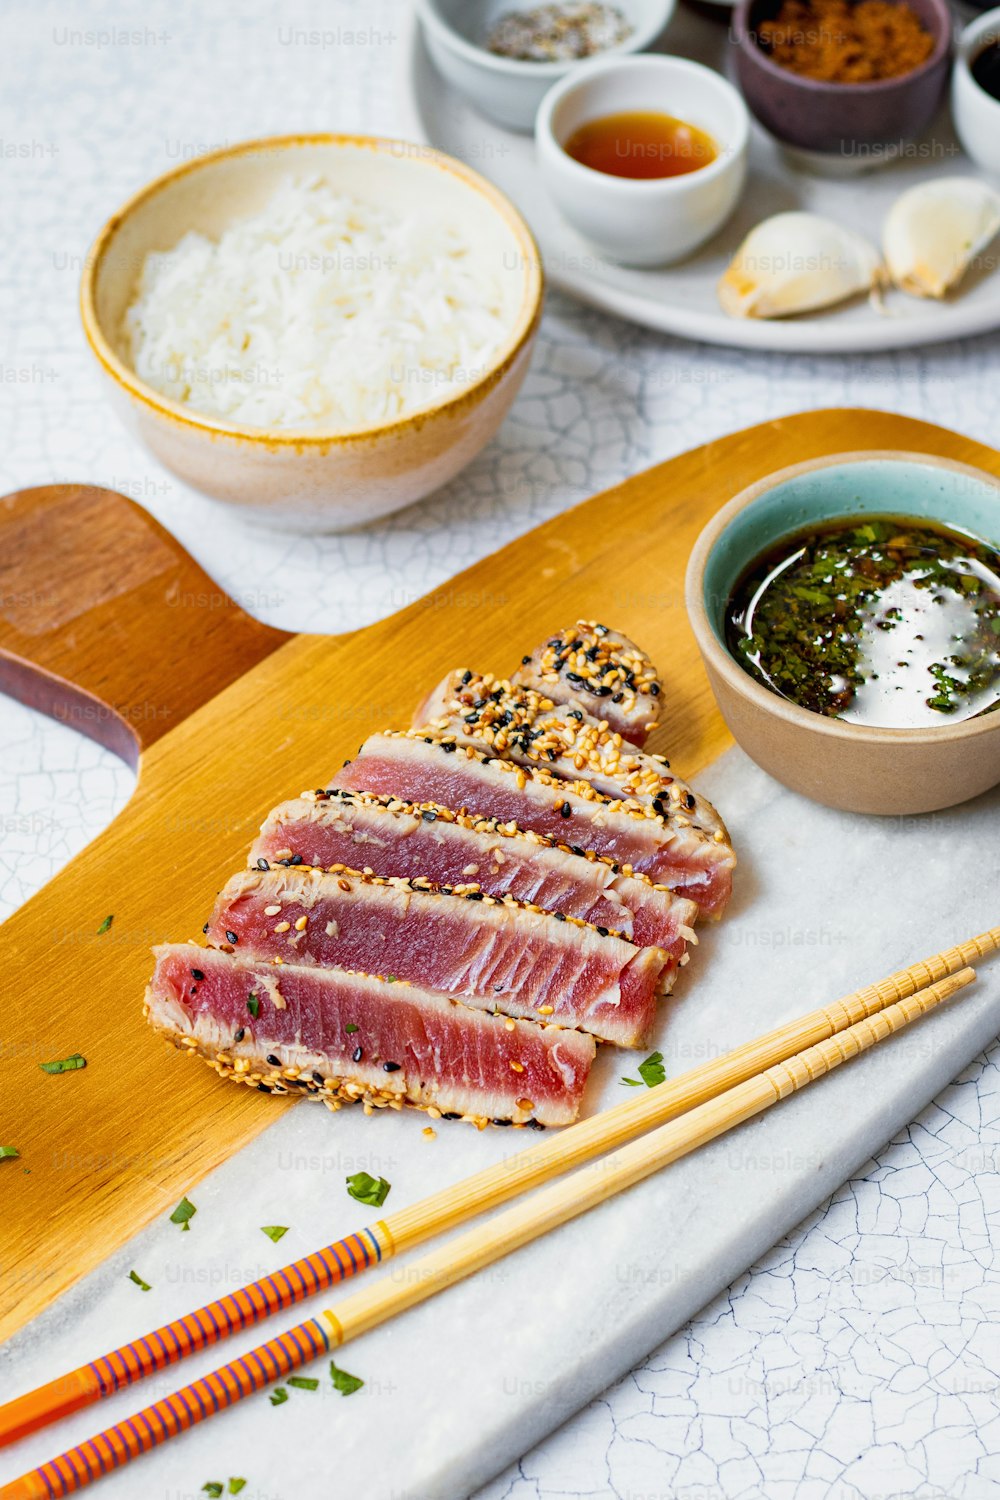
[400,3,1000,352]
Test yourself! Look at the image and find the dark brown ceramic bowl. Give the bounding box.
[733,0,953,167]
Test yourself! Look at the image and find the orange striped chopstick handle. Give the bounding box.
[0,1316,333,1500]
[0,1229,382,1449]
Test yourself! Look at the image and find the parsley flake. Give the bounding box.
[330,1361,364,1396]
[129,1269,151,1292]
[170,1196,197,1230]
[261,1225,289,1243]
[269,1386,288,1406]
[345,1170,390,1207]
[97,914,114,934]
[247,994,260,1019]
[621,1051,665,1088]
[288,1376,319,1390]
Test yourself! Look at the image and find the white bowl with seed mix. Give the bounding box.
[414,0,677,131]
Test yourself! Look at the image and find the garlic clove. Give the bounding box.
[719,212,883,320]
[883,177,1000,300]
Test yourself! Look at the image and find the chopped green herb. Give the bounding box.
[0,1146,19,1161]
[346,1170,390,1207]
[621,1051,665,1089]
[345,1023,359,1034]
[269,1386,288,1406]
[97,914,114,934]
[129,1269,151,1292]
[726,513,1000,726]
[39,1053,86,1075]
[170,1196,197,1230]
[202,1486,223,1499]
[330,1361,364,1397]
[288,1376,319,1390]
[261,1225,289,1243]
[247,994,260,1019]
[229,1483,247,1497]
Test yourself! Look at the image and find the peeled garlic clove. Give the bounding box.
[882,178,1000,300]
[719,212,883,320]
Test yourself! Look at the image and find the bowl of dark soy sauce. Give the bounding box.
[685,451,1000,815]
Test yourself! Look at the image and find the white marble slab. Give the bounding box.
[2,748,998,1499]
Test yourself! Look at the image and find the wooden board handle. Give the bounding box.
[0,485,289,766]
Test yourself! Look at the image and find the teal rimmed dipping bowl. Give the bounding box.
[685,450,1000,815]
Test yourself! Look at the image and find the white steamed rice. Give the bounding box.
[123,174,510,432]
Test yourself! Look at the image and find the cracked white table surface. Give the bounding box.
[2,2,1000,1497]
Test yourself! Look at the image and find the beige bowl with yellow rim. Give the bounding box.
[80,134,543,531]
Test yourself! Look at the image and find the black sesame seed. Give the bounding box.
[266,1054,281,1066]
[312,1071,324,1084]
[554,911,567,922]
[202,923,209,934]
[234,1028,245,1043]
[191,968,205,981]
[226,930,239,945]
[528,1118,546,1129]
[612,692,624,703]
[559,803,571,818]
[597,925,609,936]
[466,891,484,901]
[684,792,696,811]
[521,655,531,664]
[352,1046,363,1063]
[383,1061,402,1073]
[421,809,437,822]
[257,1083,271,1093]
[492,1118,513,1127]
[460,670,472,684]
[256,857,270,871]
[315,788,326,797]
[650,683,661,697]
[441,741,456,753]
[441,1111,461,1120]
[289,854,303,866]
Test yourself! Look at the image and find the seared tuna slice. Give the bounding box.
[416,670,728,843]
[206,868,668,1047]
[512,620,662,746]
[146,945,594,1127]
[332,732,734,918]
[250,789,697,954]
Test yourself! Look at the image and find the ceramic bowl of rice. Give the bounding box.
[80,134,543,530]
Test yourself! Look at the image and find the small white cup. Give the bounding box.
[535,54,749,267]
[953,7,1000,177]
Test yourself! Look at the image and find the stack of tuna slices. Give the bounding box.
[146,622,736,1130]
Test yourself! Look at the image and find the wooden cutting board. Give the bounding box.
[3,406,996,1343]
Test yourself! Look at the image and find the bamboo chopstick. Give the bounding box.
[1,923,996,1453]
[0,965,976,1500]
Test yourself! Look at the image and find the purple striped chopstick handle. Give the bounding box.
[89,1227,381,1397]
[3,1317,334,1500]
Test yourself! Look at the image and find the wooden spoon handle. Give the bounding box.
[0,484,289,766]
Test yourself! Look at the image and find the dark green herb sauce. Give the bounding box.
[725,514,1000,727]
